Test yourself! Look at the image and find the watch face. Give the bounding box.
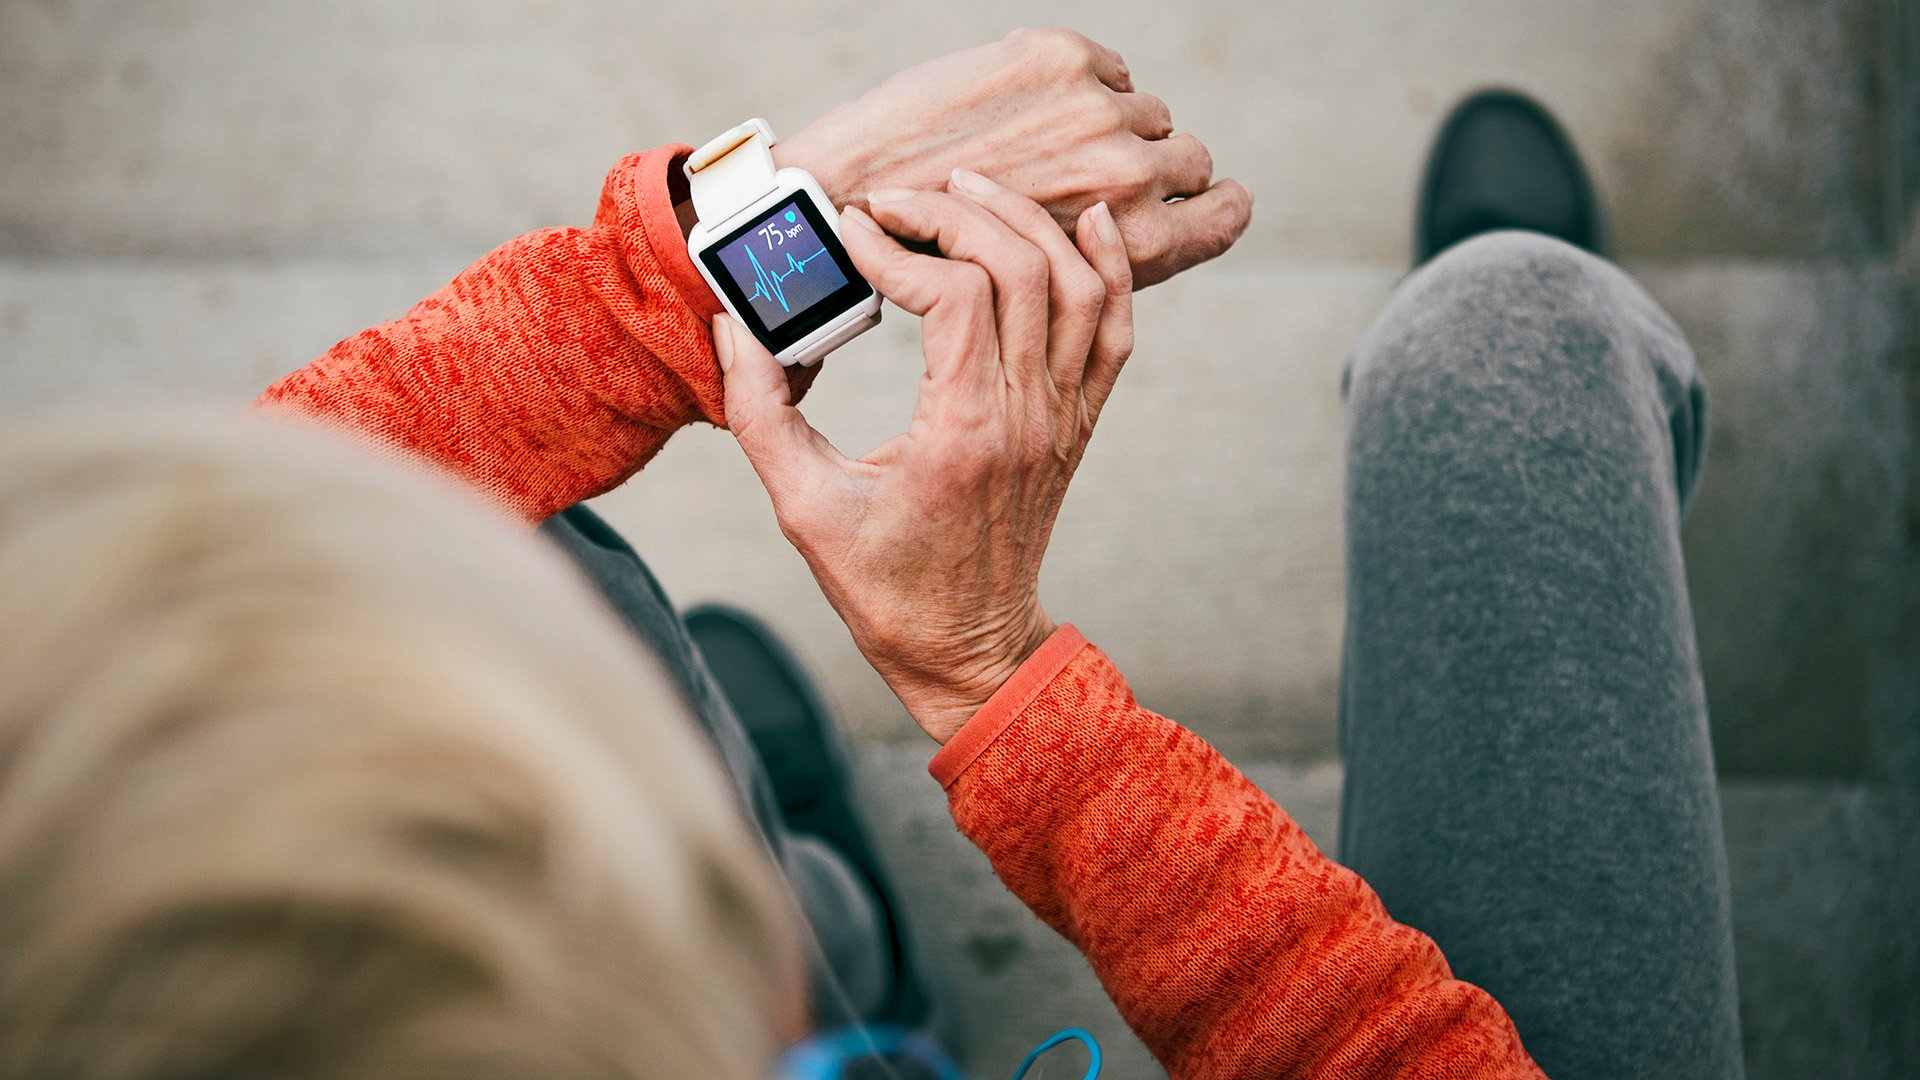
[701,193,874,354]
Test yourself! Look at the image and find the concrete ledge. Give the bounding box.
[0,0,1893,261]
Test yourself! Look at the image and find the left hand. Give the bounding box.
[715,172,1133,743]
[774,27,1249,288]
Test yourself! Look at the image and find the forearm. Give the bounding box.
[255,146,725,523]
[934,627,1545,1080]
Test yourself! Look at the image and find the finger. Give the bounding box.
[1086,37,1134,92]
[1007,27,1132,92]
[715,313,851,509]
[837,205,1002,400]
[785,359,823,405]
[865,189,1055,393]
[1115,91,1174,139]
[1073,202,1134,421]
[948,167,1107,398]
[837,206,975,318]
[1150,133,1215,198]
[1131,178,1255,289]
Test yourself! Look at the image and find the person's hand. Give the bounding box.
[714,171,1132,743]
[774,27,1249,288]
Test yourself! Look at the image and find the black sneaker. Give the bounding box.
[1416,89,1604,265]
[682,604,947,1037]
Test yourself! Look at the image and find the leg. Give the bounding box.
[683,604,946,1036]
[1337,231,1742,1079]
[538,506,893,1027]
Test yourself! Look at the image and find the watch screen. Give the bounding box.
[701,193,872,352]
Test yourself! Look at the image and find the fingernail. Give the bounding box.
[867,188,917,204]
[712,314,735,373]
[841,205,882,234]
[1091,201,1121,246]
[948,168,1000,197]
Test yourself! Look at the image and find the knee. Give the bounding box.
[1342,229,1707,508]
[1394,230,1633,361]
[1421,229,1614,304]
[1345,229,1686,402]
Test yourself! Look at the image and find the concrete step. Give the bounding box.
[1718,777,1919,1079]
[0,0,1898,262]
[1,254,1911,780]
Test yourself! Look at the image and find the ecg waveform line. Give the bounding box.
[745,245,832,312]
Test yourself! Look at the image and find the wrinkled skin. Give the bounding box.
[777,27,1252,289]
[719,174,1133,743]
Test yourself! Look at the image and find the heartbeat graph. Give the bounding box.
[745,245,832,312]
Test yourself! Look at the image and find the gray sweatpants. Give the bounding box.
[1338,231,1744,1079]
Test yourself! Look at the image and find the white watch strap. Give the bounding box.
[685,118,779,227]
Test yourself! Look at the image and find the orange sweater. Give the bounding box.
[258,147,1546,1080]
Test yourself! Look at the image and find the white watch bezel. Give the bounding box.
[687,167,882,368]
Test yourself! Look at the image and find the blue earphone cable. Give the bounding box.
[1009,1028,1101,1080]
[774,1023,1100,1080]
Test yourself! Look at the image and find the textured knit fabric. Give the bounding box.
[934,629,1544,1080]
[1337,231,1742,1079]
[258,145,725,523]
[255,148,1549,1077]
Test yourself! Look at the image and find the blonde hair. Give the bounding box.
[0,412,800,1080]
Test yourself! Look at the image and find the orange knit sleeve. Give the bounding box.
[935,626,1546,1080]
[255,144,724,523]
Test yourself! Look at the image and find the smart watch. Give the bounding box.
[685,119,881,367]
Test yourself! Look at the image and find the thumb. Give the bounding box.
[715,313,850,508]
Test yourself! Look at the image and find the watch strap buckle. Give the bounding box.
[685,118,780,226]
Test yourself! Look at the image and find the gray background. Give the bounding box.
[1,1,1915,1076]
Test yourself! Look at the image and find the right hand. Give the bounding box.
[774,27,1252,288]
[716,172,1133,743]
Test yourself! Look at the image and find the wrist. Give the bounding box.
[773,114,871,210]
[887,612,1058,744]
[623,146,723,318]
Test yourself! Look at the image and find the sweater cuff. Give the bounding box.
[629,144,724,320]
[928,624,1091,789]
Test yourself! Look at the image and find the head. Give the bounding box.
[0,412,802,1079]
